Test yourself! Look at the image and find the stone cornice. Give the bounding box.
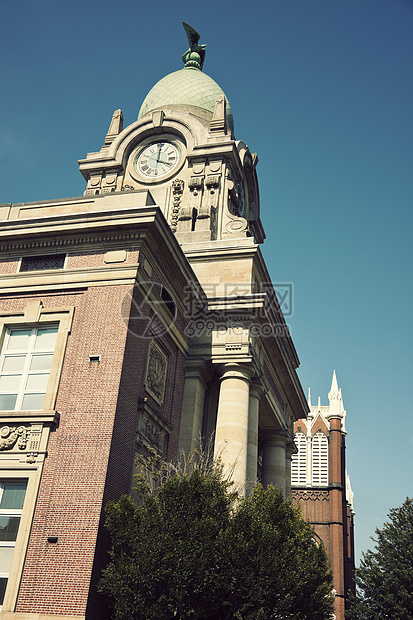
[0,410,60,425]
[0,231,142,255]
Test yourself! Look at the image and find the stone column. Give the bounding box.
[246,382,264,495]
[284,441,295,497]
[178,360,210,456]
[261,430,289,495]
[214,363,253,493]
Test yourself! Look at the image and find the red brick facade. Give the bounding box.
[0,207,198,619]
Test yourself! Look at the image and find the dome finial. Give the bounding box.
[182,22,206,70]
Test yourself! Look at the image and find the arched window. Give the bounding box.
[312,432,328,486]
[291,432,307,486]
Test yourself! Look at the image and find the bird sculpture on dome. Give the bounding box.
[182,21,206,71]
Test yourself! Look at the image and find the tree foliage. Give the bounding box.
[347,496,413,619]
[99,458,334,620]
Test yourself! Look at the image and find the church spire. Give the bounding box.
[330,369,339,395]
[328,370,345,419]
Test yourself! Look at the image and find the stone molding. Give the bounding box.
[0,231,142,254]
[0,264,139,295]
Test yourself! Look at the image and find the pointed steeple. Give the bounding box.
[307,387,312,407]
[327,370,344,418]
[330,369,339,394]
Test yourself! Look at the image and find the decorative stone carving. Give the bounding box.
[225,218,248,234]
[103,109,123,146]
[228,179,245,217]
[0,425,30,451]
[291,490,330,501]
[197,205,211,219]
[145,341,168,404]
[136,397,172,456]
[223,178,249,236]
[170,179,184,232]
[178,206,192,220]
[188,175,204,219]
[101,172,118,193]
[206,175,220,191]
[152,110,165,127]
[137,415,165,452]
[122,184,135,191]
[188,175,204,195]
[192,163,205,175]
[209,95,227,134]
[85,174,102,196]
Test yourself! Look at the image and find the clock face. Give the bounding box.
[136,142,180,178]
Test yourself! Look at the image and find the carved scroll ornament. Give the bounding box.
[0,425,29,451]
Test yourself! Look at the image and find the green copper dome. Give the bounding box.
[138,66,234,133]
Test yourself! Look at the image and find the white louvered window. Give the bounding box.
[0,325,58,411]
[0,480,27,607]
[291,432,307,486]
[312,432,328,486]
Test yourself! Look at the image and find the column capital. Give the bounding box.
[249,380,265,400]
[285,441,296,458]
[217,362,254,383]
[184,358,213,383]
[260,428,290,448]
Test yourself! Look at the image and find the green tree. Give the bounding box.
[347,497,413,619]
[224,484,334,619]
[99,460,334,620]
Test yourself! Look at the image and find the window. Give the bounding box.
[0,325,58,411]
[161,286,176,316]
[291,432,307,486]
[20,254,66,272]
[0,480,27,607]
[312,432,328,486]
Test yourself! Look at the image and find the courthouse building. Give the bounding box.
[0,23,353,620]
[0,24,308,620]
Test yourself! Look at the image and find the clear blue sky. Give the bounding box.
[1,0,412,563]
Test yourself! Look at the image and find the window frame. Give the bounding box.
[311,431,329,487]
[0,304,74,413]
[0,325,59,412]
[0,480,28,610]
[291,431,307,487]
[19,253,67,273]
[0,470,36,613]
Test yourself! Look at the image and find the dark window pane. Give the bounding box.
[161,287,176,316]
[0,517,20,542]
[20,254,65,272]
[0,482,27,509]
[0,577,7,605]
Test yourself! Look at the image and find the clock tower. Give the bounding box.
[78,24,264,248]
[78,23,304,492]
